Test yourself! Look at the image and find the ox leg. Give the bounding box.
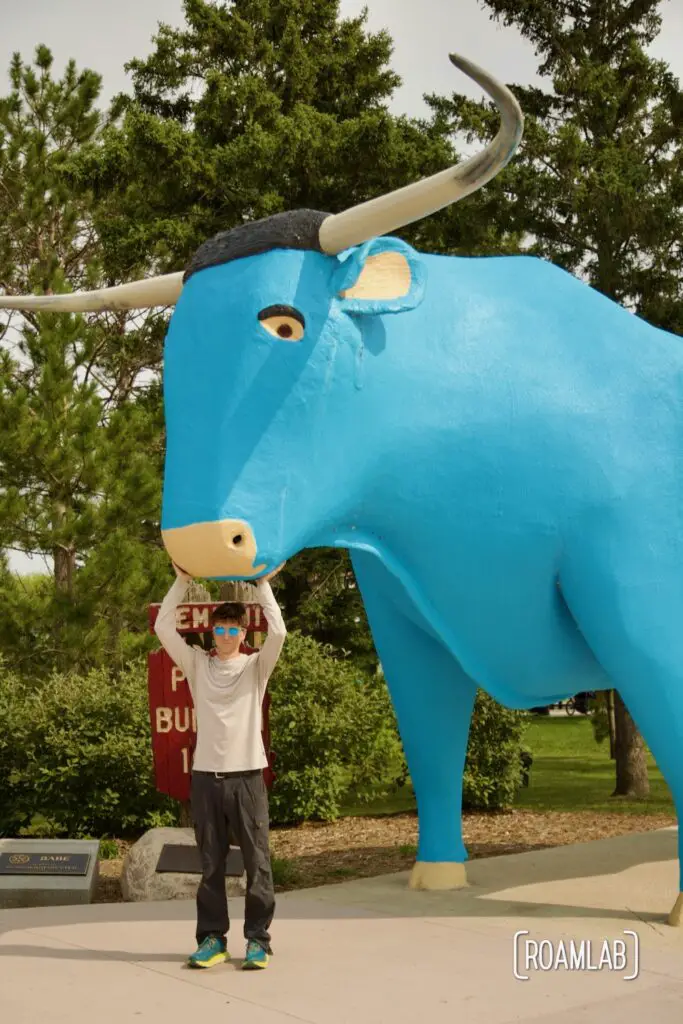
[351,550,476,890]
[561,545,683,925]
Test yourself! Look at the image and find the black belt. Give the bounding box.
[193,768,261,779]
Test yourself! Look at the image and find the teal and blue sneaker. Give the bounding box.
[187,936,228,968]
[242,939,270,970]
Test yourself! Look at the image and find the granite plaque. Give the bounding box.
[0,852,91,876]
[0,839,100,908]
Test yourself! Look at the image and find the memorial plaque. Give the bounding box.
[0,852,91,876]
[0,839,100,909]
[156,843,244,876]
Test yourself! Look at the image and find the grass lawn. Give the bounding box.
[341,714,674,817]
[515,715,672,814]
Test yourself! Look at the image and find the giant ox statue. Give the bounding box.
[3,54,683,925]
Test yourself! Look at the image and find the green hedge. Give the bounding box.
[462,690,529,810]
[0,656,176,838]
[0,640,529,838]
[267,631,403,823]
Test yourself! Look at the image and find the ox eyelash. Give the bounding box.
[258,305,306,328]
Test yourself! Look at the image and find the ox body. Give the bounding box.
[160,237,683,897]
[4,52,682,922]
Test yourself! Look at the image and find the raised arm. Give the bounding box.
[254,576,287,690]
[154,569,201,685]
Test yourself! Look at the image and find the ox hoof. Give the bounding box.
[409,861,467,890]
[668,892,683,926]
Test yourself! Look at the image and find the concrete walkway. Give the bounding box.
[1,826,682,1023]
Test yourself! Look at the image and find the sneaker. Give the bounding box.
[187,936,228,968]
[242,939,270,970]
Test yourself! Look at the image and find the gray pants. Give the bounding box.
[190,769,275,950]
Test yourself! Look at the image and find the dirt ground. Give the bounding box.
[94,809,676,903]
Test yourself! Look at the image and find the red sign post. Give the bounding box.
[147,601,276,802]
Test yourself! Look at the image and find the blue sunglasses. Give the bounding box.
[214,626,242,637]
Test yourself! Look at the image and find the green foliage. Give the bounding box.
[269,853,302,887]
[79,0,509,279]
[0,656,177,837]
[276,549,378,675]
[97,838,120,859]
[267,630,403,823]
[462,691,529,810]
[0,47,171,674]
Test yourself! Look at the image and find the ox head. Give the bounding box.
[0,54,523,580]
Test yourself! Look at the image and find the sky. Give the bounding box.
[1,0,682,574]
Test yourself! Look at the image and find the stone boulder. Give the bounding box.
[121,827,246,902]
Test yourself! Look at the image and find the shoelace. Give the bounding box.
[200,937,222,953]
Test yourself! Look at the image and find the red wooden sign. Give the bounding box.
[147,602,276,802]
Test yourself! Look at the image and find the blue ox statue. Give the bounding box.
[3,54,683,925]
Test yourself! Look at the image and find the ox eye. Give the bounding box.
[258,304,305,342]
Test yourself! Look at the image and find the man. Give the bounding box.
[154,560,287,971]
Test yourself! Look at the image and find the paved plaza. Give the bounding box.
[1,826,682,1022]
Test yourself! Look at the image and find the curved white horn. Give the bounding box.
[0,272,184,313]
[318,52,524,255]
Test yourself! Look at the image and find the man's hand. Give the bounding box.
[172,561,193,582]
[257,562,286,584]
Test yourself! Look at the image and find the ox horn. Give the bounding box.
[0,272,184,313]
[317,52,524,255]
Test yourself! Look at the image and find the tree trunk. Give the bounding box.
[53,501,76,596]
[612,690,649,797]
[606,688,616,760]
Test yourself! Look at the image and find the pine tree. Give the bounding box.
[427,0,683,331]
[81,0,506,274]
[0,47,169,673]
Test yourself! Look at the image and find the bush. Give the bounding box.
[0,656,177,838]
[462,690,530,810]
[267,631,403,823]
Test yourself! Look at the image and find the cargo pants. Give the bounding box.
[190,768,275,951]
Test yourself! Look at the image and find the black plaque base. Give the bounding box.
[156,844,244,876]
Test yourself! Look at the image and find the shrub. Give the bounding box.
[462,690,530,810]
[0,656,177,837]
[267,631,403,823]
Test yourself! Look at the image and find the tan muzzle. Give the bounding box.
[161,519,266,579]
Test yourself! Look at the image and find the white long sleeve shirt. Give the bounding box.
[154,577,287,772]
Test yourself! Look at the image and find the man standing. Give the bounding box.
[154,560,287,971]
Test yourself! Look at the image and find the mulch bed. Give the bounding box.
[94,809,676,903]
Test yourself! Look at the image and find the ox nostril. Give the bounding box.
[232,534,243,547]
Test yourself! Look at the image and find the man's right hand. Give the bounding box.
[258,562,286,584]
[172,561,193,582]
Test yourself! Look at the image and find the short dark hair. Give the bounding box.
[210,602,247,628]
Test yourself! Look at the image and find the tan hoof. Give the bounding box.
[668,892,683,926]
[409,861,467,890]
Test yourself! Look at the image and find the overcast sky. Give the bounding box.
[2,0,682,574]
[2,0,682,116]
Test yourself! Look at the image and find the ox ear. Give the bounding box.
[333,237,426,315]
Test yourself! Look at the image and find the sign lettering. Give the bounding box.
[193,607,210,629]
